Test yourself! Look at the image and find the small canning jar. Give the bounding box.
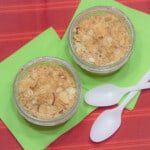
[68,6,135,74]
[13,56,82,126]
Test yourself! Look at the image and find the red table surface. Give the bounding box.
[0,0,150,149]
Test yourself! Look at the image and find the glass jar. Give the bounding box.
[68,6,135,74]
[13,56,82,126]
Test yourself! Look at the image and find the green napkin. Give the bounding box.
[61,0,150,110]
[0,28,64,149]
[1,0,150,149]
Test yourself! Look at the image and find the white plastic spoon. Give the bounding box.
[90,90,139,142]
[85,70,150,107]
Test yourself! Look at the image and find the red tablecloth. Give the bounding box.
[0,0,150,149]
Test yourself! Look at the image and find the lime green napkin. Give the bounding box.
[0,28,64,150]
[60,0,150,110]
[1,0,150,149]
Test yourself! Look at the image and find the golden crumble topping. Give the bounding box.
[18,64,77,119]
[73,14,130,66]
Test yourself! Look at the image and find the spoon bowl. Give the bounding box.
[90,107,122,142]
[85,82,150,107]
[85,84,126,106]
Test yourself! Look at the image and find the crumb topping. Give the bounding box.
[73,14,130,66]
[18,64,77,119]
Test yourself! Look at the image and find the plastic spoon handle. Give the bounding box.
[138,70,150,84]
[125,82,150,93]
[118,70,150,111]
[117,91,137,111]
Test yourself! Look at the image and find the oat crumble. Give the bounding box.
[18,64,77,119]
[73,14,130,66]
